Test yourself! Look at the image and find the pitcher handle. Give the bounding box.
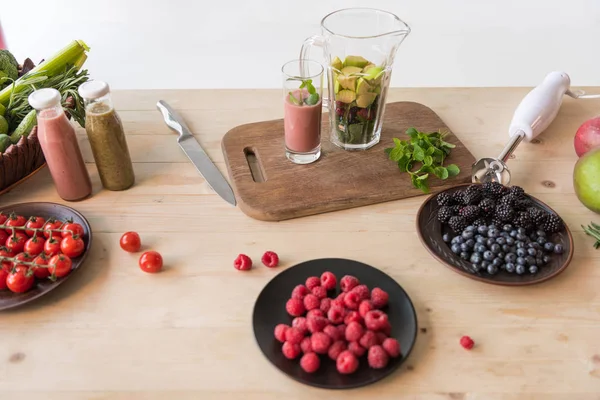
[300,35,330,108]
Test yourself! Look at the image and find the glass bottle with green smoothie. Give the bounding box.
[78,80,135,191]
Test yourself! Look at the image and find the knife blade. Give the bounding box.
[156,100,236,206]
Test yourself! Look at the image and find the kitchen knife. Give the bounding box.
[156,100,236,206]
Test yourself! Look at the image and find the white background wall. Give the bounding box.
[2,0,599,89]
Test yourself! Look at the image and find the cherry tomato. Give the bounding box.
[139,251,163,273]
[5,214,27,234]
[42,219,64,239]
[0,212,8,226]
[6,231,27,254]
[61,222,84,238]
[0,246,14,271]
[60,235,85,258]
[48,254,72,278]
[6,265,34,293]
[31,254,50,279]
[120,231,141,253]
[14,252,33,263]
[24,236,45,256]
[0,230,8,246]
[44,237,61,256]
[25,216,46,237]
[0,267,8,290]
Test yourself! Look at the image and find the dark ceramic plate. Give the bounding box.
[416,184,573,286]
[252,258,417,389]
[0,202,92,310]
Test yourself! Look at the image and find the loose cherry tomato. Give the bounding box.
[139,251,163,273]
[48,254,72,278]
[60,235,85,258]
[0,246,14,271]
[0,212,8,226]
[5,213,27,234]
[6,265,34,293]
[44,237,61,256]
[24,236,46,256]
[25,216,46,237]
[42,219,64,239]
[120,231,141,253]
[61,222,84,238]
[0,267,8,290]
[0,230,8,246]
[31,254,50,279]
[6,231,27,254]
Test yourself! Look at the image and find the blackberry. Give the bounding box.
[459,205,480,222]
[498,194,518,208]
[472,218,487,227]
[462,185,483,205]
[507,185,525,198]
[541,214,564,234]
[482,181,506,199]
[436,192,452,206]
[527,207,547,227]
[437,206,453,223]
[513,198,532,211]
[451,191,465,205]
[450,205,462,215]
[478,198,496,217]
[495,204,515,222]
[513,211,534,231]
[448,216,468,233]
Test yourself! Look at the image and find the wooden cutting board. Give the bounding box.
[221,101,475,221]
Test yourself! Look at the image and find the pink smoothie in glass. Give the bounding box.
[284,89,322,152]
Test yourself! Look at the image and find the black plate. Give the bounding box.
[252,258,417,389]
[416,184,573,286]
[0,202,92,310]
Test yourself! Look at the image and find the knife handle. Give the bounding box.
[156,100,191,139]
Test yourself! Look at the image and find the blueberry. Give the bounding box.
[490,244,501,254]
[516,257,526,265]
[506,237,515,245]
[486,238,496,247]
[475,234,483,240]
[516,242,526,249]
[460,251,470,260]
[529,265,539,274]
[510,230,518,238]
[554,244,564,254]
[451,236,460,244]
[529,233,537,241]
[487,264,498,275]
[505,253,517,263]
[536,257,544,266]
[543,255,552,264]
[489,224,498,230]
[517,228,527,235]
[476,236,486,245]
[536,236,547,245]
[497,251,505,259]
[532,243,542,250]
[503,224,513,232]
[488,229,500,238]
[466,225,476,232]
[536,230,546,238]
[527,248,537,257]
[502,244,511,253]
[483,251,494,261]
[544,242,555,252]
[516,233,527,241]
[475,244,486,253]
[465,239,475,249]
[470,253,482,264]
[516,248,526,257]
[462,231,474,240]
[496,237,506,245]
[461,243,470,252]
[505,262,516,273]
[451,244,461,254]
[525,256,536,266]
[481,260,490,268]
[516,264,526,275]
[455,236,465,244]
[492,258,503,267]
[442,233,451,242]
[477,225,488,234]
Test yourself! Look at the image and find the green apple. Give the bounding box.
[343,55,370,68]
[356,78,372,95]
[335,90,356,104]
[331,56,343,71]
[356,92,377,108]
[574,146,600,214]
[337,75,358,91]
[340,66,363,76]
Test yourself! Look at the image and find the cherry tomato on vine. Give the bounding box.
[6,232,27,254]
[24,236,45,256]
[14,252,33,263]
[0,267,8,290]
[60,236,85,258]
[0,212,8,226]
[6,265,34,293]
[25,216,46,237]
[42,219,64,239]
[44,237,61,256]
[139,251,163,273]
[120,231,141,253]
[0,230,8,248]
[48,254,72,278]
[61,222,84,238]
[31,254,50,279]
[0,246,14,271]
[5,214,27,234]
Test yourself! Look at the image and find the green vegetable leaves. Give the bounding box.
[582,222,600,249]
[385,127,461,193]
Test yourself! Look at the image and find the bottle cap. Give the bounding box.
[78,80,110,99]
[28,88,61,110]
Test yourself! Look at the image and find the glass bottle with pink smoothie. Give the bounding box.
[282,59,324,164]
[28,88,92,201]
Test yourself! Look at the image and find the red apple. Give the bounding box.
[574,116,600,157]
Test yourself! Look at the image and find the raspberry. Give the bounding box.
[381,321,392,336]
[233,254,252,271]
[328,340,347,361]
[343,290,361,310]
[274,324,289,343]
[460,335,474,350]
[367,345,389,369]
[340,275,359,292]
[261,251,279,267]
[307,316,328,333]
[303,294,320,311]
[359,330,379,349]
[311,332,332,354]
[305,276,320,290]
[300,337,313,353]
[291,285,309,300]
[331,293,346,308]
[364,310,389,331]
[311,286,327,300]
[300,352,320,373]
[327,306,346,324]
[282,341,301,359]
[344,311,363,326]
[285,327,304,345]
[371,287,389,309]
[306,309,324,320]
[358,300,374,318]
[376,332,388,344]
[351,284,370,301]
[382,338,401,358]
[348,341,366,357]
[345,321,364,342]
[292,317,308,335]
[285,298,305,317]
[323,324,342,341]
[336,350,359,374]
[320,271,337,290]
[336,324,346,338]
[320,298,332,313]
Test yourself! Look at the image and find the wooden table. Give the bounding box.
[0,88,599,399]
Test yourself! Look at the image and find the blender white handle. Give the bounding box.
[508,71,571,142]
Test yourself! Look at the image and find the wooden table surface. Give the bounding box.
[0,88,599,399]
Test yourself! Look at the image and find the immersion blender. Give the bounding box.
[471,71,600,185]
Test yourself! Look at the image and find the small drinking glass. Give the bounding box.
[282,59,324,164]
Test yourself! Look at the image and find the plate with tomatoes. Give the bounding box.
[0,202,92,310]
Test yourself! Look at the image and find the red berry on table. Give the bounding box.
[340,275,359,292]
[139,251,163,273]
[233,254,252,271]
[300,352,320,373]
[261,251,279,267]
[348,341,366,357]
[382,338,401,358]
[359,300,374,318]
[345,321,364,342]
[336,350,359,374]
[291,284,309,300]
[320,271,337,290]
[303,294,320,311]
[371,287,389,309]
[331,293,346,308]
[285,327,304,345]
[351,284,370,301]
[367,345,389,369]
[344,290,361,310]
[292,317,308,335]
[285,298,305,317]
[328,340,347,361]
[359,330,379,349]
[300,337,313,353]
[327,305,346,324]
[344,311,363,326]
[364,310,389,331]
[282,341,301,359]
[460,335,475,350]
[306,309,324,319]
[336,324,347,338]
[305,276,320,290]
[307,316,328,333]
[320,297,332,313]
[311,285,327,300]
[311,332,332,354]
[274,324,289,343]
[323,324,342,341]
[120,231,141,253]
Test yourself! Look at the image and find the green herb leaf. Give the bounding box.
[398,155,411,172]
[406,127,419,140]
[304,93,319,105]
[425,146,435,156]
[413,144,425,161]
[434,166,449,180]
[424,155,433,166]
[446,164,460,177]
[288,92,301,105]
[390,146,404,162]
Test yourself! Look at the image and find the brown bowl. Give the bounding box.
[416,184,574,286]
[0,202,92,310]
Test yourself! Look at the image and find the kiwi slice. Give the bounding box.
[335,90,356,104]
[356,78,372,95]
[343,55,370,69]
[340,66,363,76]
[356,93,377,108]
[331,56,343,71]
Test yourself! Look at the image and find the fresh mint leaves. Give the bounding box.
[288,78,320,106]
[385,127,461,193]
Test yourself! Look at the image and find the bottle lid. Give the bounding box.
[78,80,110,99]
[28,88,61,110]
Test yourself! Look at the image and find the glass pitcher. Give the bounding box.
[300,8,411,151]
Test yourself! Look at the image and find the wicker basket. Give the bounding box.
[0,126,46,195]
